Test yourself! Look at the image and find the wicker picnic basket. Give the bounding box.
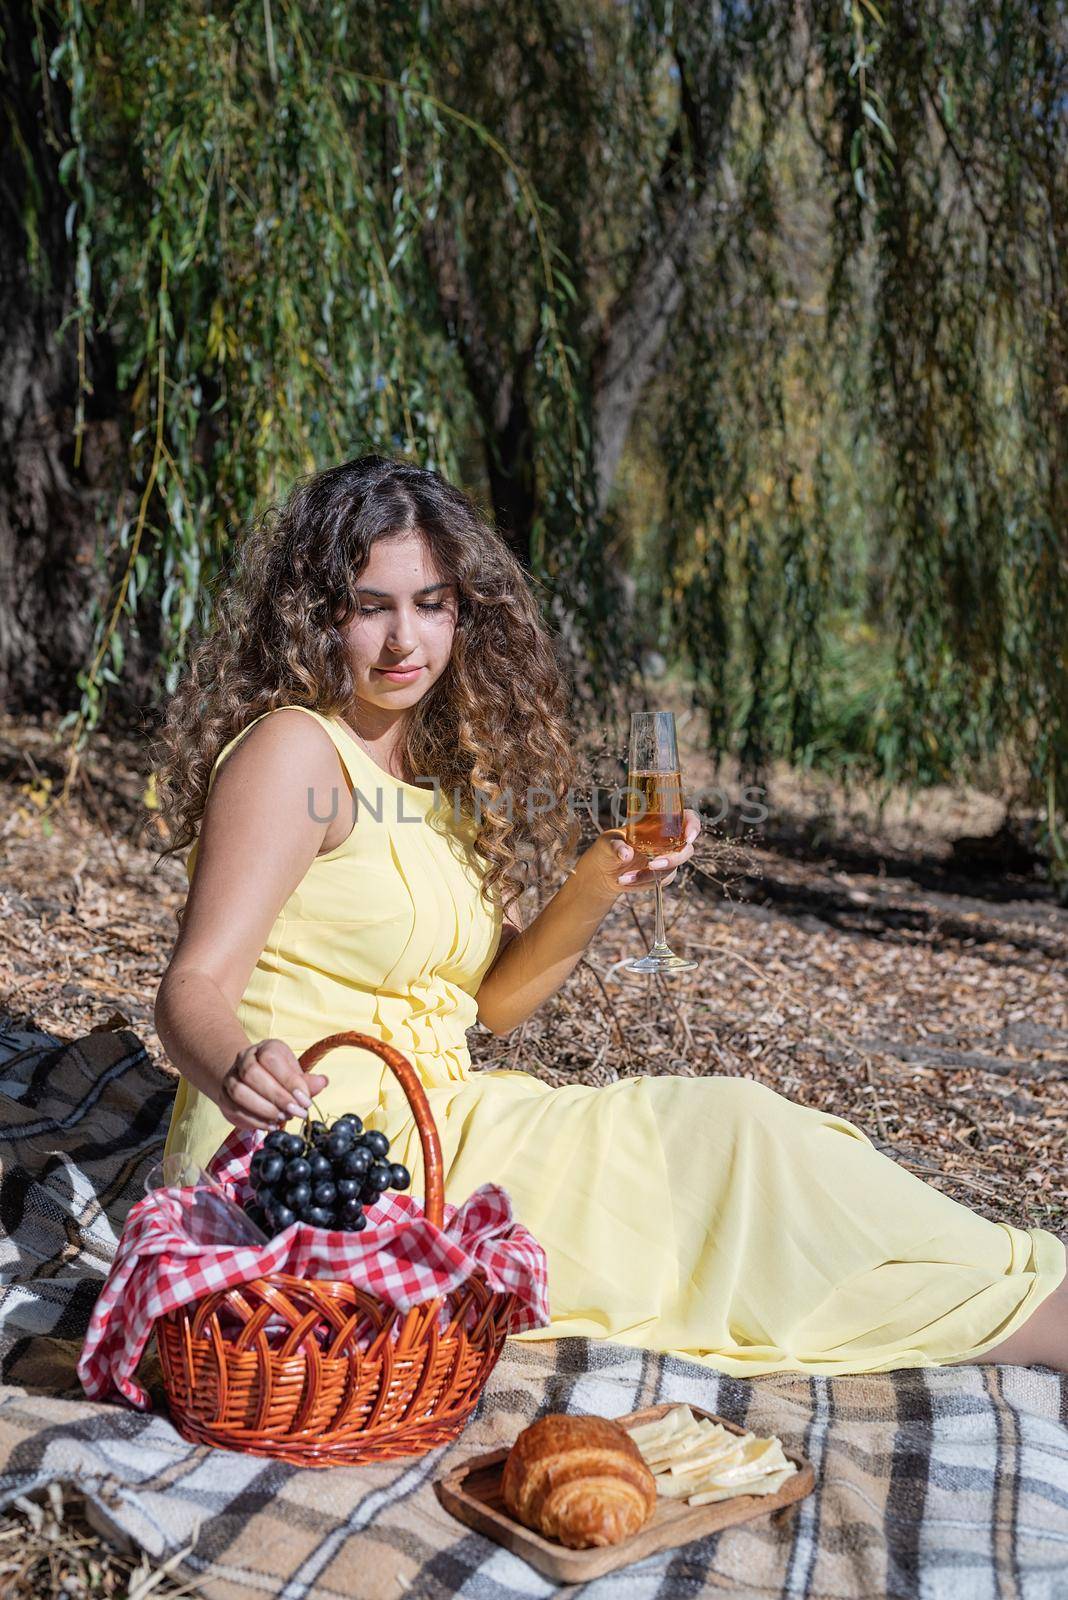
[155,1030,518,1467]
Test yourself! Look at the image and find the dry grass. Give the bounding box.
[0,1484,203,1599]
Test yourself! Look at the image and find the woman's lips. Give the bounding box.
[374,665,424,681]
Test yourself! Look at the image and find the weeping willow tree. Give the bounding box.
[648,0,1067,876]
[2,0,1066,884]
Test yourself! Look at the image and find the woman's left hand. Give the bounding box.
[574,808,703,901]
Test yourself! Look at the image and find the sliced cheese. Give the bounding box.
[642,1421,736,1466]
[663,1419,737,1454]
[656,1443,773,1500]
[688,1461,797,1506]
[701,1436,784,1482]
[693,1459,793,1504]
[656,1470,717,1499]
[666,1430,756,1475]
[629,1406,798,1511]
[641,1422,707,1463]
[627,1404,694,1448]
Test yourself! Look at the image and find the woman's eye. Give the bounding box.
[357,602,447,615]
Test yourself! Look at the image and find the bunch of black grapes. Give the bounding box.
[246,1113,410,1237]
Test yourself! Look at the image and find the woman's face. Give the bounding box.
[340,530,459,715]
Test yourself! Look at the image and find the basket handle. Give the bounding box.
[296,1032,444,1228]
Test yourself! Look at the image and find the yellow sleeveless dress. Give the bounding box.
[164,706,1066,1375]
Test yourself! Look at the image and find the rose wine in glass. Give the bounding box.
[622,711,699,974]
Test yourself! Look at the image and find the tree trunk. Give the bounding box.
[419,216,538,566]
[419,33,734,561]
[589,186,721,517]
[0,0,123,716]
[483,382,537,568]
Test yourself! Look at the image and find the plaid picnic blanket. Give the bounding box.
[1,1013,1066,1600]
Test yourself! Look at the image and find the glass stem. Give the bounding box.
[653,877,668,951]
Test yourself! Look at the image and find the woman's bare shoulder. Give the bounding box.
[163,711,349,1001]
[215,708,355,853]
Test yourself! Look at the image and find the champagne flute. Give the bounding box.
[621,710,699,975]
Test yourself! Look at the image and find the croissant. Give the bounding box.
[501,1413,657,1549]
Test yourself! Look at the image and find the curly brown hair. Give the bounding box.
[151,455,582,917]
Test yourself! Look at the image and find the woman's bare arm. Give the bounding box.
[474,873,617,1037]
[475,810,702,1037]
[154,711,347,1127]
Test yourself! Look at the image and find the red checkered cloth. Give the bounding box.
[77,1125,550,1409]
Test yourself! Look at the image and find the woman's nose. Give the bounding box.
[386,613,417,651]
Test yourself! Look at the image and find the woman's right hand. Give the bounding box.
[217,1039,330,1132]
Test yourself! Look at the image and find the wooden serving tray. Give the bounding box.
[434,1401,815,1584]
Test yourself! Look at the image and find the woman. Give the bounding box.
[155,455,1067,1377]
